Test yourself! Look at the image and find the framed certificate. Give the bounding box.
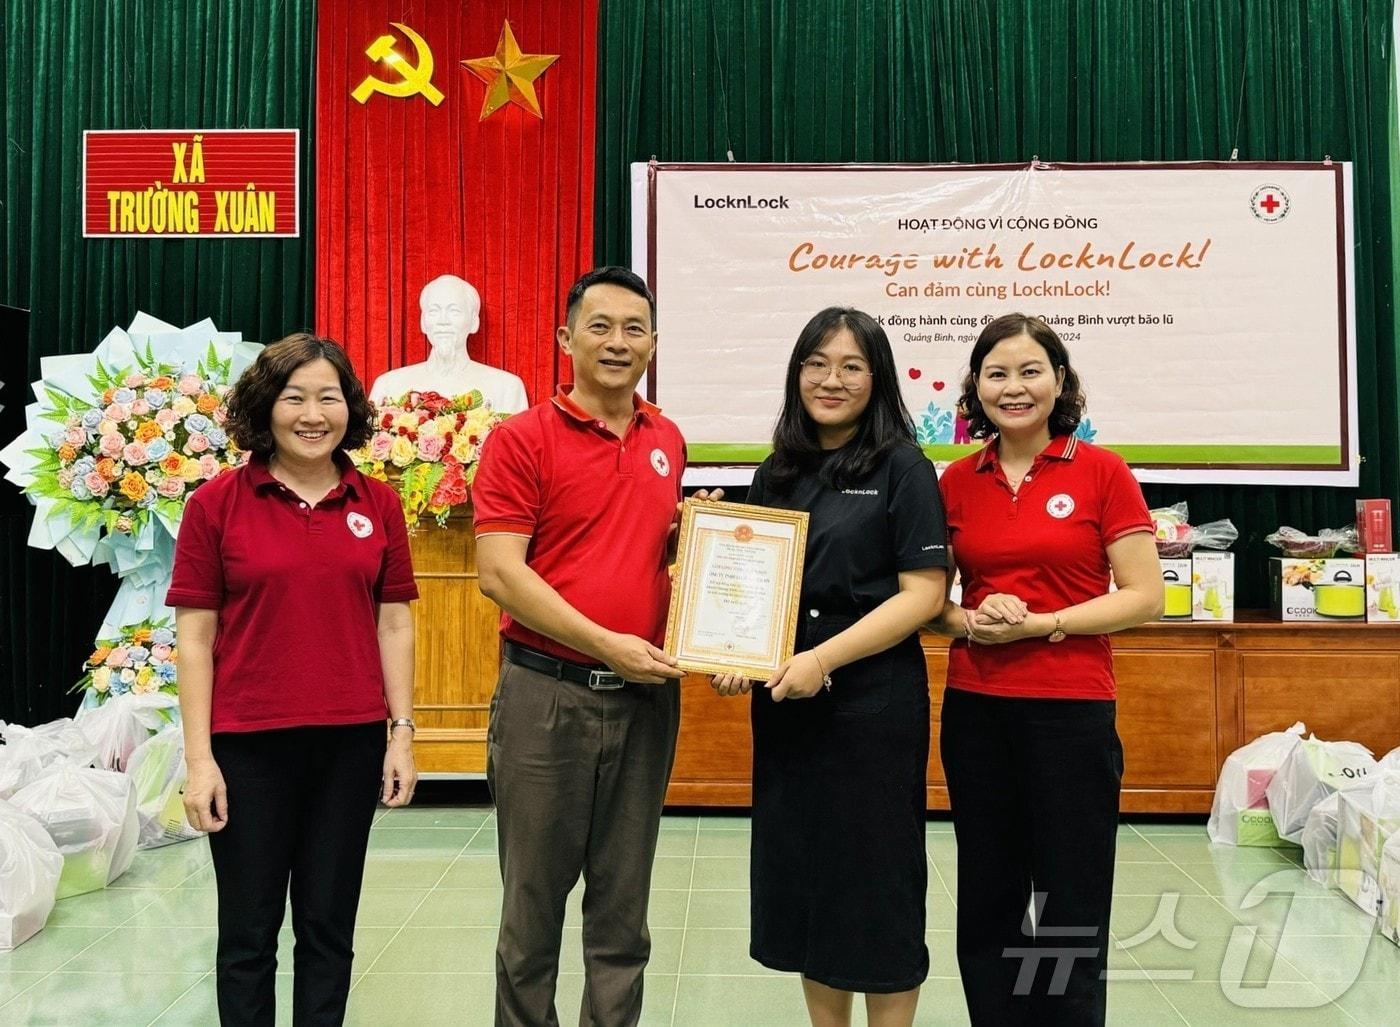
[665,499,808,678]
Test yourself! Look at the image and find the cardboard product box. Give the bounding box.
[1379,831,1400,946]
[1366,553,1400,623]
[1358,499,1393,554]
[1269,558,1366,622]
[1235,807,1294,848]
[1192,552,1235,621]
[1336,788,1400,915]
[1160,559,1192,620]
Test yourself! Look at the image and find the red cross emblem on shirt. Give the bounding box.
[1259,194,1280,214]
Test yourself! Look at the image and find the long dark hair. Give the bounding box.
[767,307,916,493]
[225,333,374,458]
[957,314,1085,439]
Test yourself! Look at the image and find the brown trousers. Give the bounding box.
[487,657,681,1027]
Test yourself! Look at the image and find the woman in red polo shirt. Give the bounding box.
[933,314,1161,1026]
[168,334,418,1026]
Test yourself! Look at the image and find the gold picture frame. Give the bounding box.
[664,498,809,678]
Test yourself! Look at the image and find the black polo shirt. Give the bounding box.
[748,442,952,616]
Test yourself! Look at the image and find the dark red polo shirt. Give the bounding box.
[939,434,1152,700]
[472,386,686,664]
[167,455,418,732]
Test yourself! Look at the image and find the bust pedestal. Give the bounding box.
[407,506,500,774]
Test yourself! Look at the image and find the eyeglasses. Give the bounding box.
[800,358,874,388]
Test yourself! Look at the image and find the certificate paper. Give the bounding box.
[665,499,808,677]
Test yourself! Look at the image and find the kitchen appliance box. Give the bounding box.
[1191,552,1235,621]
[1160,559,1193,619]
[1160,554,1235,621]
[1357,499,1393,554]
[1366,553,1400,623]
[1269,558,1366,622]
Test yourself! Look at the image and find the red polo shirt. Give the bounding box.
[939,434,1152,700]
[472,386,686,665]
[167,455,418,732]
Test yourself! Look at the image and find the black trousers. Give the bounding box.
[939,687,1123,1027]
[208,722,384,1027]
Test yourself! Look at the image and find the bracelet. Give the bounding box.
[811,650,833,691]
[389,717,416,736]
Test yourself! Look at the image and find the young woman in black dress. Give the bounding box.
[711,307,951,1027]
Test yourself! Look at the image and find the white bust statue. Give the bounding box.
[368,274,529,414]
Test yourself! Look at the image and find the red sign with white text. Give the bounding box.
[83,130,299,237]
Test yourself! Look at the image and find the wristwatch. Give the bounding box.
[1047,611,1067,643]
[389,717,416,735]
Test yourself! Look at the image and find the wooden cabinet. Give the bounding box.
[666,615,1400,813]
[405,535,1400,811]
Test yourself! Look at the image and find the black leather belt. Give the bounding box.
[503,640,628,691]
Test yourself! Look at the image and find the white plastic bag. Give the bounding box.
[9,765,139,898]
[1302,792,1343,886]
[0,799,63,950]
[127,726,201,848]
[75,692,179,771]
[1381,747,1400,773]
[0,719,98,798]
[1207,722,1305,845]
[1267,734,1376,844]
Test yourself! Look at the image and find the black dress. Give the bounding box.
[747,442,952,993]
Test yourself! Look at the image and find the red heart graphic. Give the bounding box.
[932,380,946,391]
[907,368,922,380]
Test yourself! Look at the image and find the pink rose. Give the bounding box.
[198,454,220,478]
[177,374,202,396]
[122,442,150,465]
[99,433,125,458]
[156,477,186,499]
[123,373,146,388]
[63,427,86,447]
[103,402,130,422]
[155,409,178,430]
[105,646,130,668]
[186,433,210,454]
[212,408,228,425]
[130,399,151,416]
[416,434,446,461]
[366,433,392,461]
[150,643,173,661]
[83,471,109,495]
[58,469,76,488]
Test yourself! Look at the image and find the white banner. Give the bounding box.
[635,162,1357,486]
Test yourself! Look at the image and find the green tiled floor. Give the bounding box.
[2,811,1398,1025]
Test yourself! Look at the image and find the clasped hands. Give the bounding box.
[963,593,1053,644]
[711,649,826,702]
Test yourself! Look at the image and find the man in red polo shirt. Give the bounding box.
[474,267,714,1027]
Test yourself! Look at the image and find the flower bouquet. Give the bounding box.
[72,620,178,703]
[1,314,260,633]
[349,390,506,528]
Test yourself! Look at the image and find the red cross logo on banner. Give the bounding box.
[1250,185,1290,223]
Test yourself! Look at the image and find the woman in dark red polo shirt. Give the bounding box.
[933,314,1161,1026]
[168,334,419,1026]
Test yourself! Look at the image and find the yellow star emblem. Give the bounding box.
[461,21,559,120]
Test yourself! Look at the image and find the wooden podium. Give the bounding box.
[407,508,499,774]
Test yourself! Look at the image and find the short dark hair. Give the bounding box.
[564,266,656,329]
[224,333,374,459]
[768,307,917,493]
[957,314,1085,439]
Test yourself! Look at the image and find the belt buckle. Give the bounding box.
[587,669,626,691]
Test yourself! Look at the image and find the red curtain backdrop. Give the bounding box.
[315,0,597,403]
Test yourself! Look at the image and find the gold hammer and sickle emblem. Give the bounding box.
[351,22,444,106]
